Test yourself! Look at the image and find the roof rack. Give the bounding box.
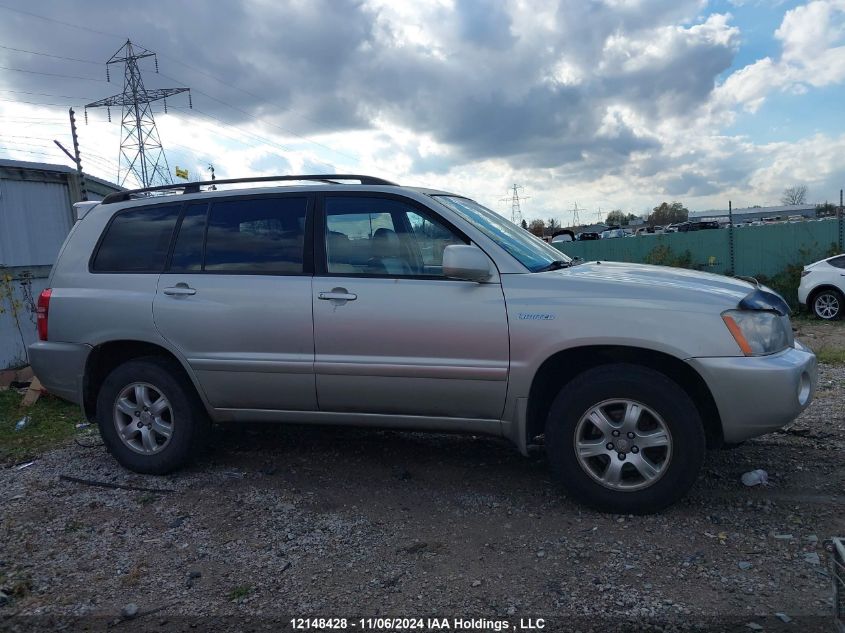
[101,174,398,204]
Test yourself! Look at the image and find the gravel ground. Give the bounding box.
[1,357,843,632]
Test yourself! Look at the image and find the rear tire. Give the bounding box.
[96,356,208,474]
[810,288,843,320]
[545,363,705,514]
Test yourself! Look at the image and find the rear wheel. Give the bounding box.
[811,288,843,320]
[96,356,207,474]
[545,363,705,514]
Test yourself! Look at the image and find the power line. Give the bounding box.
[0,43,102,64]
[0,88,97,100]
[0,64,105,82]
[0,96,89,107]
[0,4,122,40]
[157,71,359,163]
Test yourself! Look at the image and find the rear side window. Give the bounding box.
[93,205,181,272]
[829,255,845,269]
[204,197,308,273]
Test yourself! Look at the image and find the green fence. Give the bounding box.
[555,220,843,278]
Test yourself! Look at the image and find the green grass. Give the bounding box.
[816,347,845,365]
[0,390,81,464]
[229,585,252,601]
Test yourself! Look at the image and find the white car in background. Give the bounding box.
[798,254,845,320]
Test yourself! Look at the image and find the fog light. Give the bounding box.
[798,372,811,406]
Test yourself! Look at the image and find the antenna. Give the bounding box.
[85,39,191,188]
[500,184,529,224]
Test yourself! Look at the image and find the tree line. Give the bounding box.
[520,185,816,236]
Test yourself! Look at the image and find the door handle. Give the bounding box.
[318,290,357,302]
[163,284,197,296]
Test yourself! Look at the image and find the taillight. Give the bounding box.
[36,288,52,341]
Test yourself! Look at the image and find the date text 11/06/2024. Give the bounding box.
[290,618,547,631]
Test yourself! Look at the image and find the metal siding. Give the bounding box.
[0,276,48,369]
[556,221,841,277]
[0,179,73,266]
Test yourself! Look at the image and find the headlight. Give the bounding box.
[722,310,793,356]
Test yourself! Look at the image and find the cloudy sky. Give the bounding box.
[0,0,843,224]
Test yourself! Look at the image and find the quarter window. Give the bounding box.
[93,204,181,272]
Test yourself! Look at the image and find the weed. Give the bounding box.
[229,585,252,601]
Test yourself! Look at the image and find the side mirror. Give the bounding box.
[442,244,493,282]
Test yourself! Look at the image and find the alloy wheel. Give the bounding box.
[573,399,672,491]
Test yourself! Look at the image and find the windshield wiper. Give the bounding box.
[536,260,572,272]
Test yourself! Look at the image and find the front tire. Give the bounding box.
[545,364,705,514]
[96,356,207,474]
[811,288,843,320]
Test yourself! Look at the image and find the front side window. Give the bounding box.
[93,204,181,272]
[203,197,308,273]
[324,197,464,276]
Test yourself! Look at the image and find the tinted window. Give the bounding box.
[93,205,181,272]
[170,203,208,272]
[204,197,307,273]
[324,197,464,276]
[829,255,845,269]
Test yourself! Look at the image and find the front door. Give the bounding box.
[312,194,509,420]
[153,194,316,411]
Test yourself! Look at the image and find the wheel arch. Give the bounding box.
[82,340,209,422]
[525,345,724,450]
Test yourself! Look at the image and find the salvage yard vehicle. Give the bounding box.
[798,254,845,320]
[30,175,817,514]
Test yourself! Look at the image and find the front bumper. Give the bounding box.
[28,341,91,405]
[687,342,817,444]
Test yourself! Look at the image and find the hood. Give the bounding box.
[547,261,755,309]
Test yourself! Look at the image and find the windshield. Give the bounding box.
[432,195,571,272]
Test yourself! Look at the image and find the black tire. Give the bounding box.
[810,288,843,320]
[545,363,705,514]
[96,356,208,474]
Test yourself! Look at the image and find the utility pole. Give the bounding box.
[728,200,735,275]
[500,184,529,225]
[85,39,191,188]
[839,189,843,251]
[68,108,87,201]
[52,108,88,202]
[208,164,217,190]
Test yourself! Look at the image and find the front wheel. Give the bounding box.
[545,364,705,514]
[811,288,843,320]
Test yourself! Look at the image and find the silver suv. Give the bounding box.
[29,175,817,513]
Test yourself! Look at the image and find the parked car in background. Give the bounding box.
[576,231,601,240]
[677,221,720,232]
[636,226,664,236]
[798,254,845,320]
[600,228,626,239]
[29,173,817,514]
[551,229,575,243]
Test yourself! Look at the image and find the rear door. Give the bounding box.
[153,194,316,411]
[312,193,509,420]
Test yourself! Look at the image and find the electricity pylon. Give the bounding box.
[85,39,191,188]
[501,184,529,224]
